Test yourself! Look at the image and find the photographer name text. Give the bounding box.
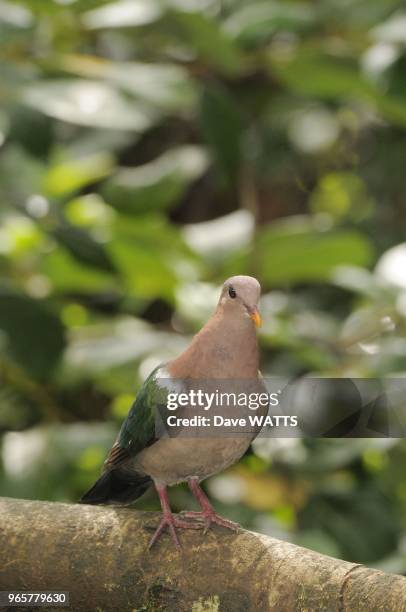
[166,414,298,427]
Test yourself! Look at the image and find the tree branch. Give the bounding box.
[0,497,405,611]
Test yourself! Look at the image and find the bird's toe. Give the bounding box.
[204,513,239,534]
[148,515,181,550]
[148,514,203,550]
[179,510,239,534]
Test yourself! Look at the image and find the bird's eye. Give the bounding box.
[228,286,237,298]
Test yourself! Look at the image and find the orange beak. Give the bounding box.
[250,307,262,328]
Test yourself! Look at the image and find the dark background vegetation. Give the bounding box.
[1,0,406,570]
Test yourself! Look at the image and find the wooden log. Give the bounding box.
[0,497,405,611]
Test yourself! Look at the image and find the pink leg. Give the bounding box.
[181,477,239,534]
[149,484,201,550]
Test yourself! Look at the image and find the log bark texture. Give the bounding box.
[0,497,405,612]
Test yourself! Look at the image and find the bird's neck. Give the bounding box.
[169,306,259,379]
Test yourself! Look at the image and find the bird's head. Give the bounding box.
[218,275,262,327]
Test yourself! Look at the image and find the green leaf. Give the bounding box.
[200,84,243,182]
[43,152,115,198]
[65,194,115,228]
[103,146,208,214]
[41,248,116,293]
[269,50,374,100]
[269,49,406,126]
[0,145,44,209]
[59,56,197,113]
[168,10,244,75]
[8,106,53,158]
[52,225,115,273]
[256,217,374,285]
[301,486,399,563]
[108,215,196,300]
[183,210,254,260]
[22,80,155,130]
[4,0,59,17]
[372,13,406,44]
[0,287,65,379]
[0,215,44,260]
[225,2,317,45]
[82,0,161,29]
[310,172,374,221]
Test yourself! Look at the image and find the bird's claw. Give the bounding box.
[148,514,202,550]
[180,510,239,534]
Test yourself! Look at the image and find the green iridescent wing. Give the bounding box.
[104,366,169,470]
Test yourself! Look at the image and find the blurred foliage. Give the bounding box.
[1,0,406,571]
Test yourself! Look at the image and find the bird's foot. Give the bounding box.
[148,514,201,550]
[180,510,239,535]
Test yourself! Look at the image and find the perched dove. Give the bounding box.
[81,275,265,548]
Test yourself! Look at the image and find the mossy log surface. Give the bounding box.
[0,497,405,611]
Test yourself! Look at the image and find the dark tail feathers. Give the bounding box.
[80,468,152,505]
